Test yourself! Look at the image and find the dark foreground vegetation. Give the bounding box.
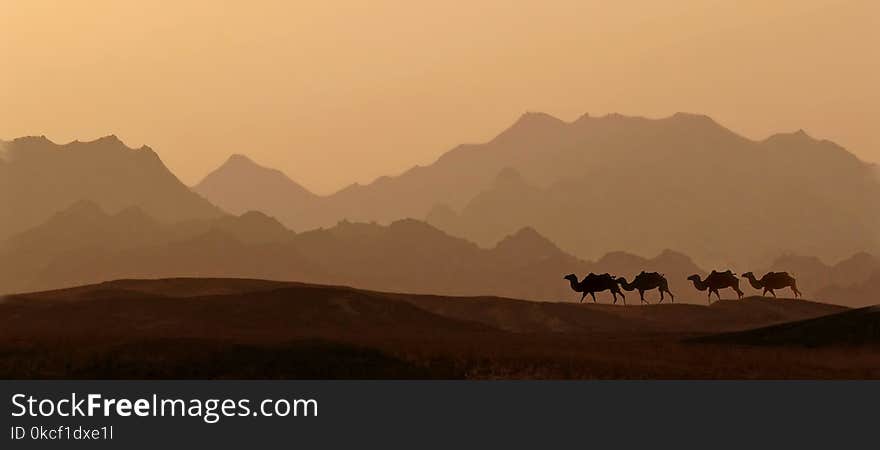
[0,279,877,379]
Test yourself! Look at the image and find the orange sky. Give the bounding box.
[2,0,877,194]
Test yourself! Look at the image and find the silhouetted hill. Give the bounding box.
[7,279,846,336]
[195,113,880,268]
[693,305,880,347]
[0,135,222,240]
[3,278,865,379]
[400,294,845,334]
[193,154,317,228]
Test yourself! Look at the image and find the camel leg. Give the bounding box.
[769,289,777,298]
[735,288,744,300]
[791,283,802,298]
[707,290,713,303]
[658,289,664,304]
[590,292,597,303]
[714,290,722,301]
[619,290,626,306]
[639,289,647,304]
[666,289,675,303]
[580,292,587,303]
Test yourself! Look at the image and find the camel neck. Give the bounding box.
[744,275,763,289]
[690,278,708,291]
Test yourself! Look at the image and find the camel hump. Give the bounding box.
[707,269,737,283]
[635,271,662,281]
[766,271,794,280]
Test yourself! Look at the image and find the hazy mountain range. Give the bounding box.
[3,112,879,306]
[0,201,705,302]
[192,112,880,268]
[0,135,221,240]
[1,199,876,306]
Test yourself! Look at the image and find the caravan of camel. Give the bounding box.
[563,270,801,305]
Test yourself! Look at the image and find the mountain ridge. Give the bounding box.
[0,134,223,240]
[190,111,879,269]
[1,201,708,303]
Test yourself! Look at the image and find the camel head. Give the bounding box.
[563,274,578,282]
[687,274,708,291]
[741,272,755,279]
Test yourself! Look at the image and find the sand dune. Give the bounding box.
[693,305,880,347]
[2,278,871,379]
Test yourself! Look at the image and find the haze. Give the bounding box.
[2,0,877,194]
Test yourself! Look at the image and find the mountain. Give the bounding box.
[0,135,222,240]
[0,203,298,292]
[0,203,713,303]
[427,167,546,245]
[193,112,880,268]
[193,154,317,228]
[427,114,880,268]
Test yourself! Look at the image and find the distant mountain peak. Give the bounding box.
[517,111,565,124]
[194,153,317,218]
[596,251,646,267]
[763,129,817,145]
[669,111,715,122]
[652,249,699,268]
[234,209,290,231]
[504,226,548,242]
[197,154,316,196]
[12,135,52,145]
[95,134,123,144]
[492,111,568,143]
[225,153,256,165]
[494,226,564,256]
[213,153,284,177]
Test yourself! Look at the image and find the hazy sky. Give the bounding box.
[2,0,877,194]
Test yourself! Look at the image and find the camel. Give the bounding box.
[616,271,674,304]
[741,271,802,298]
[687,270,744,303]
[564,273,627,305]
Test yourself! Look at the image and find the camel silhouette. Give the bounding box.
[564,273,626,305]
[741,271,802,298]
[687,270,744,303]
[616,271,674,304]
